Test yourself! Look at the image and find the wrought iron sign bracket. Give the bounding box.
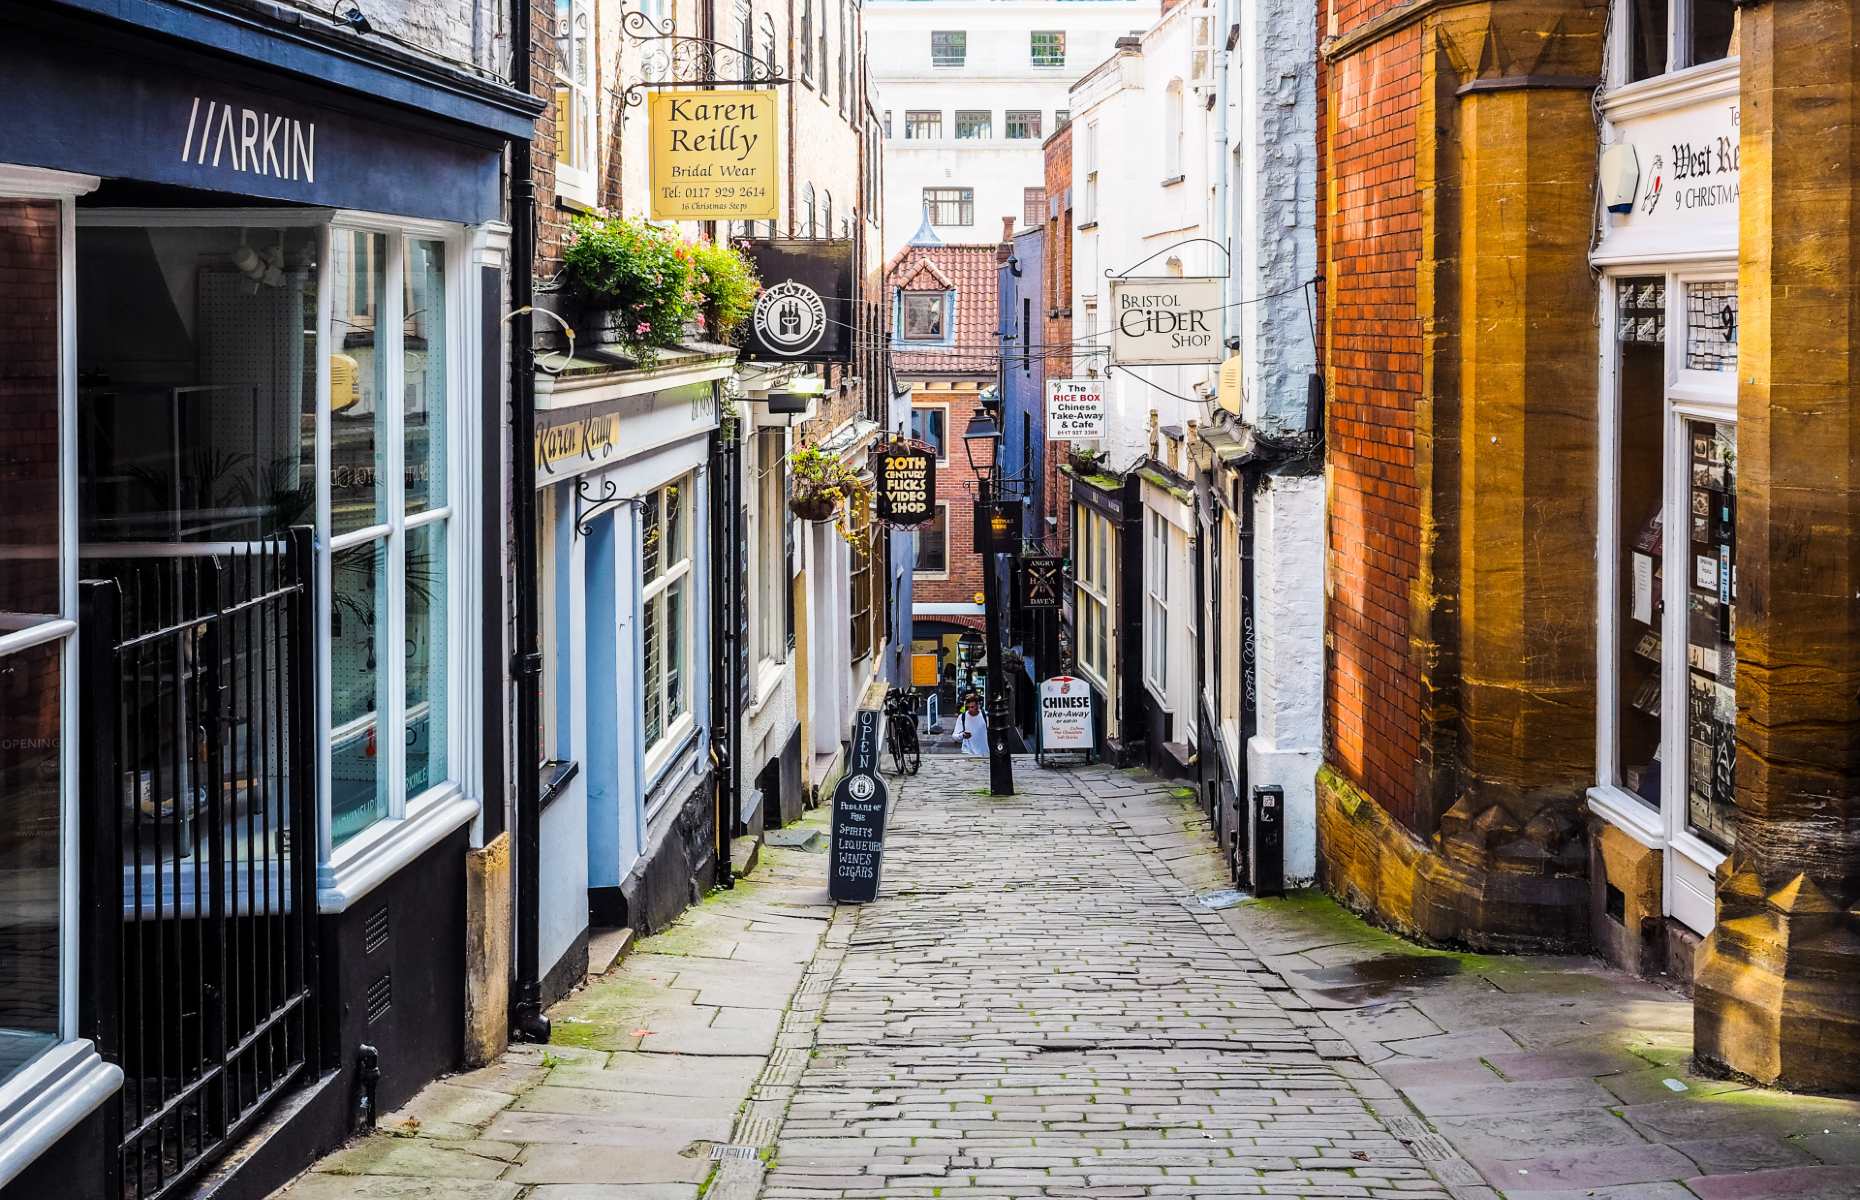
[617,11,790,108]
[574,477,635,537]
[1105,236,1233,279]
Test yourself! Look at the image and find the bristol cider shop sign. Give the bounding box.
[1039,676,1094,753]
[1110,277,1224,366]
[873,439,936,527]
[829,710,890,903]
[648,90,778,222]
[1046,378,1105,440]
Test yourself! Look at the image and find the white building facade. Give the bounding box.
[869,0,1156,259]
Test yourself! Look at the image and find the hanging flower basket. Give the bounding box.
[790,489,841,523]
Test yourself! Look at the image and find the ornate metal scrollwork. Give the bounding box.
[618,10,790,108]
[574,477,628,537]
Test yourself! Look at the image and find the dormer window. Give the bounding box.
[901,291,949,341]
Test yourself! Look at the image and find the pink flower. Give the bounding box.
[695,314,707,330]
[636,321,652,334]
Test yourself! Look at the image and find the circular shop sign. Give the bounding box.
[849,773,877,801]
[753,280,828,356]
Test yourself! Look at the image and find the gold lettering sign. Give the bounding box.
[535,412,620,474]
[649,90,779,221]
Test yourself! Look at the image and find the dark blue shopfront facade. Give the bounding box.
[0,3,537,1198]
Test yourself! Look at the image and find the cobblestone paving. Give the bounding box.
[762,758,1449,1200]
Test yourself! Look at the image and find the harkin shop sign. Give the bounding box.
[1109,277,1224,366]
[1593,78,1740,265]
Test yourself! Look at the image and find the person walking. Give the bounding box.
[953,692,989,758]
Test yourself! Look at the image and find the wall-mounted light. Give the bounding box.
[331,0,374,35]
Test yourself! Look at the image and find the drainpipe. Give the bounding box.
[510,0,550,1045]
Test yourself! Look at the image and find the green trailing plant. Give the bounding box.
[560,214,699,361]
[689,239,760,341]
[788,446,869,544]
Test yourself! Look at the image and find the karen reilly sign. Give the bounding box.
[1110,277,1224,366]
[648,90,778,222]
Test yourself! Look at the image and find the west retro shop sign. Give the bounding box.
[1595,87,1740,262]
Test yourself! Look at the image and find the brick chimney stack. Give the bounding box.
[996,215,1016,263]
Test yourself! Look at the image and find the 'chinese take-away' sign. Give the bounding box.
[1046,378,1105,439]
[872,439,936,528]
[1039,676,1094,753]
[1110,277,1224,365]
[649,90,778,221]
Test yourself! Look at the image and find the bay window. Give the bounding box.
[642,476,694,769]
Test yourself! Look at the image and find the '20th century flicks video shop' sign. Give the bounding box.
[648,90,778,221]
[872,438,937,528]
[829,710,889,903]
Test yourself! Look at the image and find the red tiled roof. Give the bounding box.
[886,242,1000,378]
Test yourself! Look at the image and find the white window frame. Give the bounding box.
[1030,30,1066,68]
[1608,0,1739,90]
[1073,503,1114,691]
[1163,80,1185,181]
[1591,264,1737,937]
[930,30,966,68]
[0,165,124,1193]
[955,110,992,140]
[754,428,788,674]
[1145,509,1170,699]
[1006,111,1043,141]
[554,0,597,207]
[1081,121,1099,225]
[641,474,697,782]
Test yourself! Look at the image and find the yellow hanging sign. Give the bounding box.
[648,90,779,222]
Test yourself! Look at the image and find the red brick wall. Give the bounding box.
[1043,123,1073,560]
[531,0,568,281]
[908,384,987,629]
[1323,23,1427,833]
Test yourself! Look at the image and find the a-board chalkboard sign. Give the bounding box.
[829,710,888,903]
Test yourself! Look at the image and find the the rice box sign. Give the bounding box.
[1039,676,1094,752]
[1110,277,1223,365]
[1046,378,1105,440]
[648,90,778,221]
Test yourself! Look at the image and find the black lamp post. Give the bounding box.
[963,409,1015,796]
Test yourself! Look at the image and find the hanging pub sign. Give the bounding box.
[1020,556,1062,610]
[735,238,854,363]
[1046,378,1105,440]
[648,90,779,221]
[871,438,937,527]
[1110,277,1225,366]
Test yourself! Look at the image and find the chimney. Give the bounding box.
[996,215,1016,263]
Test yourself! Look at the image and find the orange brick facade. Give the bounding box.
[1043,122,1074,560]
[1322,17,1428,833]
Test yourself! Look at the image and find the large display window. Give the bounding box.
[1594,269,1738,934]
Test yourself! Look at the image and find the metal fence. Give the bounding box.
[77,528,319,1200]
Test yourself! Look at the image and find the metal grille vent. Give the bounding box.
[366,974,393,1024]
[364,903,391,954]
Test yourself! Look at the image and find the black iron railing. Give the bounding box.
[78,528,319,1200]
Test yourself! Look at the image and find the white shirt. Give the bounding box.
[953,709,989,756]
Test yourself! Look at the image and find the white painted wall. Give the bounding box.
[1067,1,1219,473]
[1246,473,1323,885]
[870,0,1158,257]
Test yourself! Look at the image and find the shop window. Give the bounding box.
[911,405,948,460]
[1622,0,1738,84]
[1614,278,1667,808]
[554,0,596,205]
[642,476,694,769]
[955,111,992,140]
[915,504,948,575]
[924,187,973,228]
[1685,280,1738,372]
[849,490,874,660]
[1684,418,1736,848]
[0,195,70,1091]
[1030,30,1066,68]
[1074,503,1113,687]
[756,430,787,666]
[1146,510,1169,695]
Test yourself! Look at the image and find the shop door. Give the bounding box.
[77,530,319,1200]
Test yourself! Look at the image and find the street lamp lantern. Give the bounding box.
[962,409,1001,478]
[961,407,1014,796]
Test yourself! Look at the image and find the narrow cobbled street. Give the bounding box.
[765,758,1442,1199]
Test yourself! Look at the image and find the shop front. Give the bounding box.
[532,358,728,954]
[1588,51,1740,979]
[0,4,534,1197]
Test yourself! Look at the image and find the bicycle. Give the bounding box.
[882,686,922,776]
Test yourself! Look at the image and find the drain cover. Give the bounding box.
[710,1144,760,1161]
